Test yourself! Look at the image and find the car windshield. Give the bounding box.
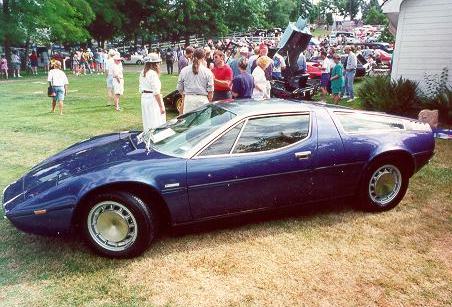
[138,104,236,157]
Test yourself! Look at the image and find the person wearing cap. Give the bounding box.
[343,45,357,101]
[105,49,116,106]
[47,60,69,115]
[230,46,249,78]
[139,53,166,131]
[211,50,233,101]
[177,48,214,113]
[112,53,124,111]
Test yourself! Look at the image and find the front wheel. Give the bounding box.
[359,161,409,212]
[82,191,156,258]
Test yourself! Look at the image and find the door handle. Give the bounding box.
[295,151,311,160]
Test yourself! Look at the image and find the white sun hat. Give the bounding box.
[144,53,162,63]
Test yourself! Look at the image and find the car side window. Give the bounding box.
[334,112,404,133]
[199,122,244,156]
[232,114,310,154]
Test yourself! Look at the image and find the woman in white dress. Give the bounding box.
[252,56,272,99]
[139,53,166,132]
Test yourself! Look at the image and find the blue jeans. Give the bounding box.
[344,70,356,99]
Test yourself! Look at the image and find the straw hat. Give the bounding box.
[144,53,162,63]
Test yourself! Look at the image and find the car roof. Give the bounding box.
[213,98,352,116]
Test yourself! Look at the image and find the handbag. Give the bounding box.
[47,86,56,97]
[47,76,56,97]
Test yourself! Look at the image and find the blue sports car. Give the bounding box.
[2,99,435,258]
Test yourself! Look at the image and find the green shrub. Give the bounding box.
[357,76,420,116]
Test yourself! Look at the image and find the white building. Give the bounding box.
[382,0,452,91]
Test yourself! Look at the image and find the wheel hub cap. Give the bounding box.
[369,165,402,206]
[87,201,138,252]
[96,211,129,242]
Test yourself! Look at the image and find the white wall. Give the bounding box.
[391,0,452,92]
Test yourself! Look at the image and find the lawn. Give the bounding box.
[0,71,451,306]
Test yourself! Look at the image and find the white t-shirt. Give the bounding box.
[273,53,286,73]
[321,58,333,73]
[105,58,115,76]
[47,69,68,86]
[139,69,161,94]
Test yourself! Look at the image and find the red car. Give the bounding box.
[374,49,391,64]
[307,62,322,79]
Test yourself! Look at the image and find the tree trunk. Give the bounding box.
[2,0,12,70]
[24,37,30,72]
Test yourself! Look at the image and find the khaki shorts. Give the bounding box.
[183,95,209,114]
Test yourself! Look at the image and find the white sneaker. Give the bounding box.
[347,98,355,102]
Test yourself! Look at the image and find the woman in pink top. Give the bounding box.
[0,54,8,79]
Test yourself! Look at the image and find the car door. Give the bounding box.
[186,112,317,220]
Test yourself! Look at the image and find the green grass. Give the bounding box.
[0,71,451,306]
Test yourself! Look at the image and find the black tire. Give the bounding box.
[82,191,156,258]
[136,60,143,65]
[359,159,409,212]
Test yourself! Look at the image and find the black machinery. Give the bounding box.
[270,19,319,101]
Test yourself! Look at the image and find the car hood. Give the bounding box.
[22,131,141,196]
[277,17,312,75]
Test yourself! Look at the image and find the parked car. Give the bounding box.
[341,54,372,77]
[3,100,434,258]
[329,31,357,45]
[366,42,393,54]
[373,49,392,64]
[306,62,323,79]
[270,21,319,100]
[122,53,144,65]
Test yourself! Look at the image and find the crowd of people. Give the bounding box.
[11,34,366,133]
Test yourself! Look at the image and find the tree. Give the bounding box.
[364,6,387,25]
[361,0,380,17]
[86,0,124,47]
[295,0,313,19]
[332,0,363,20]
[1,0,94,66]
[265,0,297,28]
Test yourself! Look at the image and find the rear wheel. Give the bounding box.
[175,97,183,114]
[359,160,409,211]
[136,60,143,65]
[82,191,156,258]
